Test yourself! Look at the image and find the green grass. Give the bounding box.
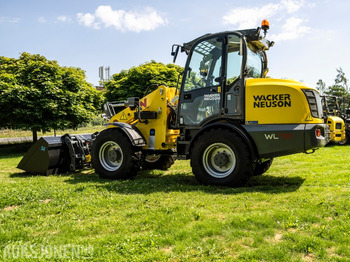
[0,145,349,261]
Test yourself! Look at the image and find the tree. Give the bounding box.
[316,79,326,95]
[0,52,104,141]
[325,68,349,108]
[335,67,348,91]
[104,61,183,101]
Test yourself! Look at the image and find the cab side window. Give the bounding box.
[184,38,222,91]
[226,35,242,87]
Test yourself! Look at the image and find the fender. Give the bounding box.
[105,122,146,147]
[189,122,259,161]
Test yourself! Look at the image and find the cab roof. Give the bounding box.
[182,28,261,53]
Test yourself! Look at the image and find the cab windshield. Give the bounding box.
[246,47,263,78]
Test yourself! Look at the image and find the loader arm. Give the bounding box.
[107,86,180,151]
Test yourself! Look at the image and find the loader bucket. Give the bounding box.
[17,136,67,175]
[17,134,95,175]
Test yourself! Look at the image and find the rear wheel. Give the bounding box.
[252,159,273,176]
[142,153,175,170]
[191,129,253,186]
[91,129,140,179]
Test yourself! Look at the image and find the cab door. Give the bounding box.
[179,36,224,126]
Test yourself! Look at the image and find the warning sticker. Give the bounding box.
[305,113,313,121]
[120,112,127,120]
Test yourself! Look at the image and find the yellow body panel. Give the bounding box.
[326,116,346,142]
[109,86,179,150]
[245,78,324,124]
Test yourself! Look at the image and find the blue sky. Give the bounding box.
[0,0,349,88]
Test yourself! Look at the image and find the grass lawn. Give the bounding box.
[0,126,105,139]
[0,144,349,261]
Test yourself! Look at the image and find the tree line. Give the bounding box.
[0,53,182,141]
[316,68,349,100]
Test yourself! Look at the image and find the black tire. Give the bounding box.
[91,129,140,179]
[338,131,349,145]
[190,128,253,186]
[142,154,176,170]
[252,159,273,176]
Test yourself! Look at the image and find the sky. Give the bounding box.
[0,0,349,88]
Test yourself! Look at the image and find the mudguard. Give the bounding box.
[189,122,259,161]
[106,122,146,147]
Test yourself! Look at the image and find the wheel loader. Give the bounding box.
[339,96,350,144]
[321,95,346,144]
[18,20,329,186]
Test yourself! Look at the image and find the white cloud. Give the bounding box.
[0,17,20,23]
[38,17,47,23]
[223,3,280,29]
[94,6,124,30]
[222,0,313,41]
[77,5,168,32]
[57,16,72,23]
[271,17,310,41]
[282,0,304,13]
[77,13,98,28]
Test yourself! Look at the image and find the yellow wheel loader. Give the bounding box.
[321,95,346,144]
[339,97,350,144]
[18,21,329,186]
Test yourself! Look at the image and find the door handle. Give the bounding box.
[214,75,225,83]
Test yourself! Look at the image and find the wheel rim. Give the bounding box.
[99,141,123,171]
[145,154,161,163]
[202,143,236,178]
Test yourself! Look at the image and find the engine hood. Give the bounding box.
[245,78,324,125]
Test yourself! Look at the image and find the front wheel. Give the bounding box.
[91,129,140,179]
[191,129,253,186]
[338,131,349,145]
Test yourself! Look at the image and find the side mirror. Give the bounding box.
[171,44,181,63]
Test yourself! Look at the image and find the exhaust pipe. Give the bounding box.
[17,134,95,175]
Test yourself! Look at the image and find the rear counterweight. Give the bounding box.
[243,123,329,159]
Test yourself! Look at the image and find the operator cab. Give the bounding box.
[172,24,274,127]
[322,95,341,116]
